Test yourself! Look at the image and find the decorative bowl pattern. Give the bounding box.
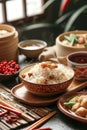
[20,78,73,96]
[19,62,74,97]
[67,51,87,81]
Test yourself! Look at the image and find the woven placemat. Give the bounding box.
[0,84,56,130]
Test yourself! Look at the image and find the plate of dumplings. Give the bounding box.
[57,91,87,123]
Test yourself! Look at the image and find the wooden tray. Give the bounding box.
[11,83,60,106]
[11,79,87,106]
[67,79,87,92]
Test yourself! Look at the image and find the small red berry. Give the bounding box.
[0,60,20,75]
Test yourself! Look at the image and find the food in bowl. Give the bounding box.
[19,61,74,96]
[22,61,73,84]
[64,93,87,118]
[0,60,20,75]
[18,40,47,58]
[67,51,87,81]
[0,24,16,39]
[63,33,87,47]
[0,60,20,81]
[0,30,10,36]
[56,30,87,57]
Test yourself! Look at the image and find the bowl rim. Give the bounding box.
[67,51,87,65]
[0,24,16,40]
[19,63,75,86]
[56,30,87,49]
[18,39,47,51]
[0,70,19,76]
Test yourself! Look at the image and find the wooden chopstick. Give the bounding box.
[26,111,57,130]
[0,104,21,116]
[0,99,35,122]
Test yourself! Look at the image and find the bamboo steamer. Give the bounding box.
[0,24,18,62]
[56,30,87,57]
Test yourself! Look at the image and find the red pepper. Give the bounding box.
[60,0,71,13]
[6,115,19,123]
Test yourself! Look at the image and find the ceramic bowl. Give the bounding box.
[0,60,20,82]
[0,71,19,82]
[19,62,74,97]
[58,92,87,123]
[56,30,87,58]
[18,39,47,58]
[67,51,87,81]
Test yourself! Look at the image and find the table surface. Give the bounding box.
[1,54,87,130]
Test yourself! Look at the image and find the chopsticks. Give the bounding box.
[26,110,57,130]
[0,104,21,116]
[0,99,35,122]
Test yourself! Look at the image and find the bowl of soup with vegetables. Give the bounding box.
[56,30,87,57]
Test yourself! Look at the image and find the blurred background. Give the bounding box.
[0,0,87,46]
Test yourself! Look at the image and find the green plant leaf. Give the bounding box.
[64,5,87,32]
[55,11,73,24]
[42,0,56,10]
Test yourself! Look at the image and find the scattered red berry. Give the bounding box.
[0,60,20,75]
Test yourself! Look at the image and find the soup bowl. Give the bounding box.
[67,51,87,81]
[56,30,87,58]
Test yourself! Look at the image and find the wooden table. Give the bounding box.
[1,54,87,130]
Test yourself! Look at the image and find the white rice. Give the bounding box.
[24,62,74,84]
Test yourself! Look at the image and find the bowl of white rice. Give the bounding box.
[19,61,74,96]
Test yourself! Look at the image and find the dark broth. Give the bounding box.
[69,54,87,64]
